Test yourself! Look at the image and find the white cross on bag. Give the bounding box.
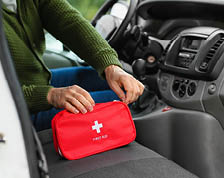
[92,120,103,134]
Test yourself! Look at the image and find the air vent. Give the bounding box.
[206,36,224,61]
[199,35,224,72]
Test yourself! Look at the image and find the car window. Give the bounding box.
[45,0,106,53]
[45,32,64,53]
[67,0,106,20]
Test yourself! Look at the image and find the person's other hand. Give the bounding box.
[47,85,95,114]
[104,65,144,104]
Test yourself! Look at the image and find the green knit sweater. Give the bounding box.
[2,0,122,113]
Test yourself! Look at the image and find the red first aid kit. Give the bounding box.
[51,101,136,160]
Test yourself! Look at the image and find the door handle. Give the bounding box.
[0,133,6,143]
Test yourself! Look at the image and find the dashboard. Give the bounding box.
[128,0,224,129]
[155,27,224,128]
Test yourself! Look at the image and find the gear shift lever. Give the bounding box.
[131,59,156,111]
[132,59,146,81]
[131,85,157,111]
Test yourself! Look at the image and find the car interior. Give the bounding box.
[2,0,224,178]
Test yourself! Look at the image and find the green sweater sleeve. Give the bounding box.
[2,11,54,113]
[22,85,53,113]
[37,0,122,76]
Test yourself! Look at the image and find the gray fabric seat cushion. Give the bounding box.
[39,129,198,178]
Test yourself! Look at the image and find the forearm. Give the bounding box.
[38,0,122,75]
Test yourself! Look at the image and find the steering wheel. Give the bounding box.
[91,0,139,48]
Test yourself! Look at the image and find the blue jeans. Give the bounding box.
[32,66,119,131]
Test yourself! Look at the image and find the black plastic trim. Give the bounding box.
[138,0,224,21]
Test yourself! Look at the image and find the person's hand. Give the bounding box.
[104,65,144,104]
[47,85,95,114]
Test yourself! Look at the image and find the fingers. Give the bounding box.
[68,97,89,114]
[68,85,94,114]
[109,76,144,104]
[133,83,141,102]
[138,81,145,95]
[64,102,80,114]
[109,82,126,102]
[104,65,144,104]
[121,77,144,104]
[47,85,96,114]
[73,85,95,106]
[123,79,134,104]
